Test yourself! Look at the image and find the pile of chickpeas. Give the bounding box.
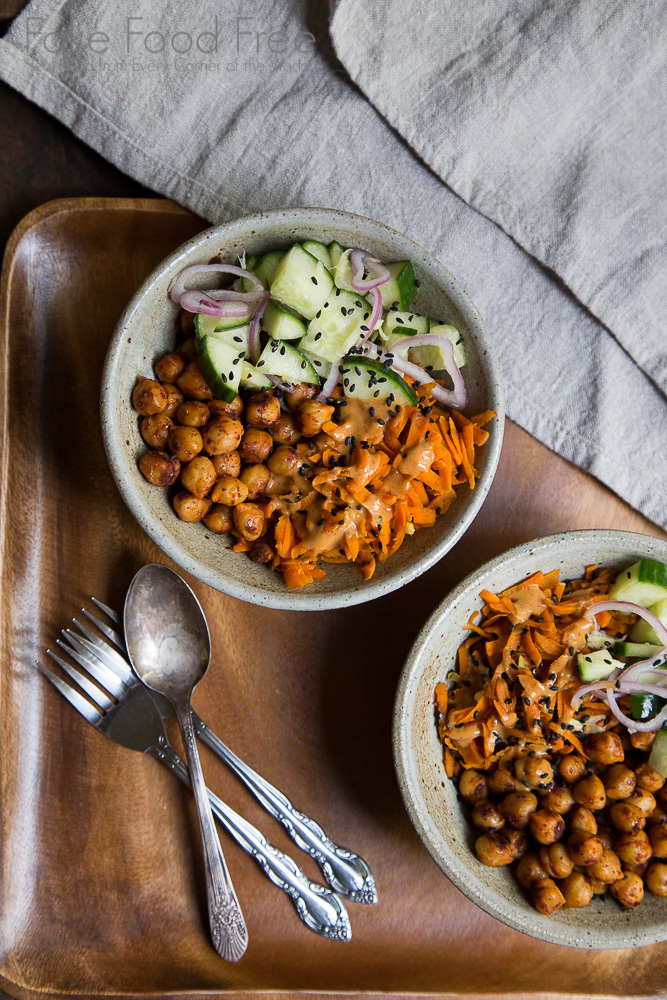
[457,730,667,913]
[131,332,335,563]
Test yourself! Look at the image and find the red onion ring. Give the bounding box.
[248,292,269,364]
[378,341,467,410]
[268,374,291,393]
[587,600,667,684]
[317,360,342,402]
[178,291,252,320]
[349,249,391,292]
[355,288,383,350]
[168,263,265,303]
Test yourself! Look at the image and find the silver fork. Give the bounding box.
[37,629,351,942]
[76,599,377,906]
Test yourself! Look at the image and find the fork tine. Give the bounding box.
[91,597,120,625]
[36,660,104,725]
[46,648,115,712]
[81,607,124,651]
[66,626,135,685]
[56,635,127,701]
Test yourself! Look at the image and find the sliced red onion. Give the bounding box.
[355,288,383,350]
[607,690,667,732]
[268,374,291,393]
[349,249,391,292]
[571,677,619,708]
[248,292,269,364]
[317,360,342,402]
[378,342,467,410]
[168,263,264,303]
[587,600,667,683]
[178,291,252,320]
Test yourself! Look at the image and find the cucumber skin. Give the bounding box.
[576,649,622,682]
[609,559,667,604]
[630,596,667,644]
[196,336,240,403]
[631,692,666,721]
[650,730,667,777]
[341,354,418,406]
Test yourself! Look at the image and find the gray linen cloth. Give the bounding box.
[0,0,665,527]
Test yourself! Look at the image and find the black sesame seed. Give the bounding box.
[311,276,318,285]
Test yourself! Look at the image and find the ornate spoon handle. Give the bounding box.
[192,713,377,905]
[151,742,352,941]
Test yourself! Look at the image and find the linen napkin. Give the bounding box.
[0,0,664,527]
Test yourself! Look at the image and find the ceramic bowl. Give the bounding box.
[393,529,667,949]
[101,208,504,610]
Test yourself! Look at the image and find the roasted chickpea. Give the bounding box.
[499,791,538,828]
[630,731,657,751]
[285,382,317,410]
[471,799,505,832]
[273,414,302,445]
[567,805,598,837]
[154,352,185,383]
[245,392,281,428]
[603,763,636,801]
[212,451,242,478]
[139,450,180,487]
[610,801,646,834]
[586,732,624,766]
[615,831,651,866]
[211,476,248,507]
[596,825,615,850]
[167,425,203,463]
[561,871,593,909]
[648,823,667,858]
[202,416,244,455]
[173,491,211,522]
[589,876,608,895]
[488,767,515,796]
[249,540,273,564]
[648,806,667,827]
[532,878,565,915]
[474,833,513,867]
[176,401,210,427]
[573,775,606,811]
[623,861,649,878]
[636,762,665,793]
[646,862,667,897]
[180,456,217,499]
[459,769,488,803]
[541,785,574,815]
[176,337,198,363]
[505,827,528,860]
[627,788,656,817]
[516,852,549,888]
[567,833,604,867]
[515,756,554,790]
[540,843,573,879]
[557,754,586,784]
[239,428,273,464]
[132,377,167,415]
[238,464,269,500]
[610,872,644,908]
[176,362,213,400]
[233,502,265,541]
[140,413,173,449]
[161,383,184,418]
[209,395,244,419]
[202,503,233,534]
[180,311,195,335]
[267,445,300,477]
[587,848,623,884]
[529,809,565,845]
[297,400,334,437]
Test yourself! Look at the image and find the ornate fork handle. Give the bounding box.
[192,714,377,905]
[150,741,351,941]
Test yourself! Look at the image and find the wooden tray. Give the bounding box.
[1,197,665,1000]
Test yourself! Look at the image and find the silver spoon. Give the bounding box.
[123,563,248,962]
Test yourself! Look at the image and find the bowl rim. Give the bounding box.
[101,206,505,610]
[393,527,667,949]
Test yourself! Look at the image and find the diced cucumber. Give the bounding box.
[615,641,664,659]
[254,250,284,289]
[301,241,332,268]
[332,248,354,291]
[586,633,616,650]
[328,241,344,267]
[632,692,667,722]
[650,729,667,777]
[383,310,430,339]
[240,360,271,391]
[197,331,247,402]
[301,351,332,380]
[340,354,418,405]
[194,312,250,337]
[426,323,466,369]
[239,255,261,292]
[630,597,667,644]
[576,649,623,683]
[256,338,319,386]
[299,289,371,363]
[245,254,260,271]
[270,245,334,320]
[379,260,417,311]
[261,300,306,341]
[609,559,667,606]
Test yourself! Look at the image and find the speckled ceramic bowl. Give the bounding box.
[394,529,667,949]
[101,208,504,610]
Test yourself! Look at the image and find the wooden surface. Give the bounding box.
[0,198,665,1000]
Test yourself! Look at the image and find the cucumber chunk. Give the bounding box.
[299,289,371,363]
[301,241,332,267]
[650,729,667,777]
[240,360,271,391]
[194,312,250,337]
[340,354,418,405]
[614,641,664,659]
[423,323,466,370]
[256,338,319,386]
[382,310,430,339]
[197,330,247,402]
[586,633,616,651]
[332,249,354,291]
[301,351,332,380]
[379,260,417,311]
[630,596,667,644]
[261,300,306,341]
[328,241,344,267]
[254,250,284,288]
[632,692,667,722]
[270,245,334,320]
[609,559,667,606]
[577,649,623,683]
